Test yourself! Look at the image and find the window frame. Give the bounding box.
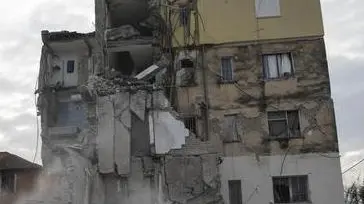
[182,115,198,136]
[220,56,234,83]
[272,175,309,203]
[263,53,295,80]
[267,110,301,139]
[66,60,75,73]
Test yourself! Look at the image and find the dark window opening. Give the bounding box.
[263,53,294,79]
[273,176,309,203]
[221,57,234,82]
[181,58,194,68]
[1,173,15,193]
[112,51,135,76]
[268,110,300,138]
[229,180,242,204]
[183,116,197,135]
[67,60,75,73]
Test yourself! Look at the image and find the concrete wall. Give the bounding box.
[220,153,345,204]
[170,0,324,45]
[175,38,337,156]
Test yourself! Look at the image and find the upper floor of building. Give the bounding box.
[95,0,325,47]
[167,0,325,45]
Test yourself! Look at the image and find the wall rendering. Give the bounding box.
[170,0,324,46]
[220,153,345,204]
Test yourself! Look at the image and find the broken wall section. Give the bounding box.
[173,38,338,156]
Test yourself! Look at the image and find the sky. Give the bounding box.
[0,0,362,185]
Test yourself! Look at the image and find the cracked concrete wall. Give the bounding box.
[163,155,223,204]
[175,38,338,156]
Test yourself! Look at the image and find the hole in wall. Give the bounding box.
[111,51,135,76]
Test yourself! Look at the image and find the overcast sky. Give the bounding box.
[0,0,362,185]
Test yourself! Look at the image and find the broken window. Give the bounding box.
[1,172,16,193]
[67,60,75,73]
[255,0,281,18]
[273,176,309,203]
[183,116,197,135]
[228,180,242,204]
[268,110,300,138]
[263,53,294,79]
[221,57,234,82]
[223,115,240,142]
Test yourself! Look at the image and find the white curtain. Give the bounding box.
[267,55,278,78]
[280,54,292,75]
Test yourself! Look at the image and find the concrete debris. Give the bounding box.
[114,121,131,175]
[152,90,170,110]
[130,90,147,121]
[96,96,115,173]
[105,25,141,41]
[176,67,196,87]
[135,64,161,80]
[150,111,189,154]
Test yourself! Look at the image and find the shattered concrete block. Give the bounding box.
[114,92,131,128]
[96,96,115,173]
[176,68,196,87]
[130,90,147,121]
[114,120,131,176]
[105,25,140,41]
[150,111,189,154]
[152,90,170,110]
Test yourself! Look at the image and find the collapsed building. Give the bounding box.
[35,0,345,204]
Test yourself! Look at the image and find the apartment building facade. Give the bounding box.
[169,0,345,203]
[35,0,344,204]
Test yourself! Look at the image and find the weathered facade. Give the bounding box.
[34,0,344,204]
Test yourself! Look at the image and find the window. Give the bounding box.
[255,0,281,18]
[183,116,197,135]
[180,58,194,69]
[273,176,309,203]
[229,180,242,204]
[268,111,300,138]
[67,60,75,73]
[1,173,16,193]
[221,57,234,82]
[263,53,294,79]
[224,115,239,142]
